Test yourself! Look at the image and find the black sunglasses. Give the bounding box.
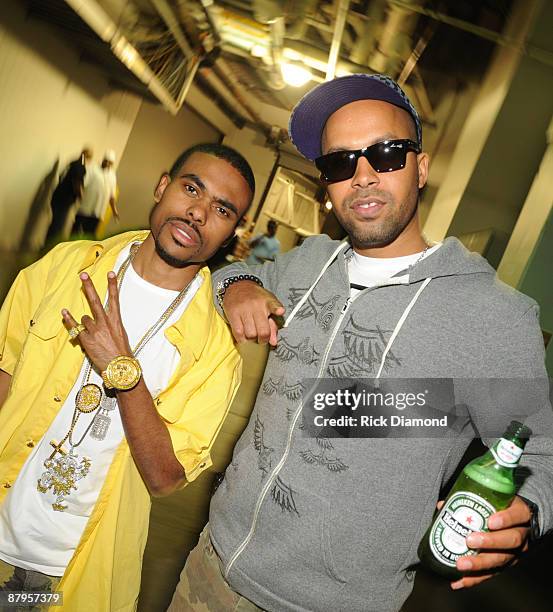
[315,139,420,183]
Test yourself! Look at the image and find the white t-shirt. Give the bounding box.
[0,244,202,575]
[98,169,117,219]
[348,244,441,296]
[77,164,105,218]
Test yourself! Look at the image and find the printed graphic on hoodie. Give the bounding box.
[287,287,341,331]
[253,413,301,515]
[273,337,320,366]
[262,376,305,402]
[271,477,299,516]
[300,436,349,473]
[327,315,401,377]
[254,415,275,478]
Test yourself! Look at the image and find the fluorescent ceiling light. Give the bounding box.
[281,63,312,87]
[251,44,268,58]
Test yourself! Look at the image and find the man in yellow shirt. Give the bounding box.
[0,143,254,611]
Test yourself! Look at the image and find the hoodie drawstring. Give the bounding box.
[375,277,432,379]
[283,241,348,328]
[283,241,432,380]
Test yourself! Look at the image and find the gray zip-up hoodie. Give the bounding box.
[210,236,553,612]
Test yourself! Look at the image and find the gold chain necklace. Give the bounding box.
[37,242,198,511]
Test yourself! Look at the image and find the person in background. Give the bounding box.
[98,149,119,234]
[46,147,92,243]
[246,219,280,264]
[73,150,119,237]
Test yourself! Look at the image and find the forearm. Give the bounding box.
[109,198,119,217]
[0,369,11,410]
[116,379,186,496]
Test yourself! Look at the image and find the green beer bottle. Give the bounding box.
[418,420,532,579]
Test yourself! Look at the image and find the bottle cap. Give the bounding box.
[506,420,532,440]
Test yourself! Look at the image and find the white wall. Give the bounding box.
[0,0,142,250]
[223,126,278,220]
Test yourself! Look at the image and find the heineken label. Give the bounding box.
[429,492,495,567]
[491,438,523,467]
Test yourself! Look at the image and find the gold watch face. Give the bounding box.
[106,357,141,390]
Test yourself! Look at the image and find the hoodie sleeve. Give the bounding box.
[472,304,553,536]
[211,240,314,318]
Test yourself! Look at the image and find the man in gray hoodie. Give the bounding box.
[169,75,553,612]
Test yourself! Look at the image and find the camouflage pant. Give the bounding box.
[0,559,60,611]
[168,526,264,612]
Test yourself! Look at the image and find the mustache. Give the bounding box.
[164,216,203,245]
[346,189,393,207]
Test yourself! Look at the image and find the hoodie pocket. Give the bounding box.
[233,485,347,609]
[327,500,420,582]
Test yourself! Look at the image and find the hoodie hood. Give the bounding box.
[408,236,495,282]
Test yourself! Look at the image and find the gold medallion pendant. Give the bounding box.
[75,383,102,413]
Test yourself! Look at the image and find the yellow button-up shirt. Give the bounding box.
[0,231,241,611]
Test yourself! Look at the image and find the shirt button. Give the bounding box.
[29,319,35,327]
[3,482,11,489]
[406,570,415,581]
[199,462,206,469]
[26,439,35,448]
[155,398,162,406]
[54,396,62,402]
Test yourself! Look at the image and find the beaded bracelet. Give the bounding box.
[216,274,263,310]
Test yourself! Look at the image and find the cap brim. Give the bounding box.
[289,75,417,160]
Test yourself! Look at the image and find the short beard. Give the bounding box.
[154,238,190,268]
[153,221,194,269]
[338,189,420,250]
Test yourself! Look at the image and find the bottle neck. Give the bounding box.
[489,436,525,469]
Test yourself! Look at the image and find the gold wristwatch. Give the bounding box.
[101,356,142,391]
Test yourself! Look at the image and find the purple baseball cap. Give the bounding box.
[289,74,422,161]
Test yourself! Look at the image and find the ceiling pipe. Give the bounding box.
[195,74,248,127]
[199,66,252,120]
[199,0,222,45]
[350,0,387,65]
[152,0,267,123]
[285,40,376,76]
[397,21,435,85]
[176,55,201,108]
[367,0,422,75]
[267,17,286,89]
[286,0,320,40]
[326,0,351,80]
[251,0,285,89]
[407,66,434,122]
[64,0,181,113]
[213,58,263,123]
[197,6,287,138]
[389,0,553,69]
[150,0,195,57]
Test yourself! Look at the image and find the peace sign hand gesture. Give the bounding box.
[62,272,132,373]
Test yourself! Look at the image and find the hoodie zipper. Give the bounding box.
[224,292,358,578]
[223,246,434,577]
